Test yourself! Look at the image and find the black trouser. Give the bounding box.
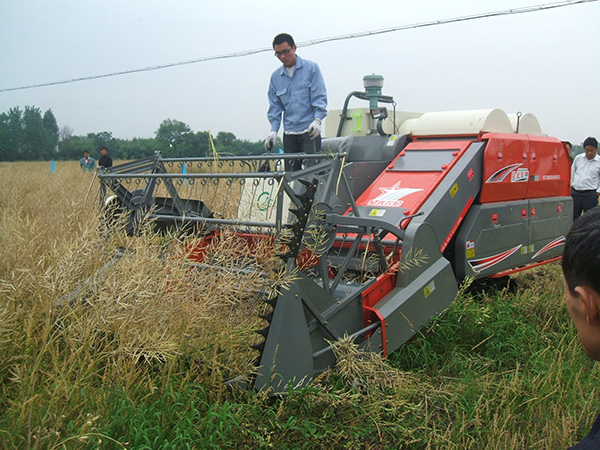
[283,132,321,171]
[571,188,599,221]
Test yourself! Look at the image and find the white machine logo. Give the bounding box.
[511,168,529,183]
[368,182,423,207]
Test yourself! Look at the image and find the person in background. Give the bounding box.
[98,146,113,168]
[265,33,327,171]
[570,137,600,221]
[80,150,96,172]
[562,206,600,449]
[563,141,573,162]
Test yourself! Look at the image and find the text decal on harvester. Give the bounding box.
[367,182,423,208]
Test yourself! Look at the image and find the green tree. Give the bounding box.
[86,131,119,156]
[155,119,192,153]
[117,137,158,160]
[42,109,59,155]
[0,107,24,161]
[215,131,236,150]
[58,135,95,160]
[231,138,265,156]
[178,131,210,157]
[1,106,266,162]
[21,106,48,160]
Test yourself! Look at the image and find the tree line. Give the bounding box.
[0,106,266,162]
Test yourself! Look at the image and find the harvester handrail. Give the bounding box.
[328,213,405,241]
[150,213,281,230]
[99,172,287,179]
[101,160,158,175]
[154,153,339,163]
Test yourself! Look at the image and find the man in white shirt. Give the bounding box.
[571,137,600,221]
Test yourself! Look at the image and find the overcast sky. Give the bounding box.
[1,0,598,145]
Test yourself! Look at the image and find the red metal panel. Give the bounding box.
[480,133,529,203]
[480,133,571,203]
[362,269,397,308]
[525,135,571,198]
[361,267,398,357]
[354,140,474,220]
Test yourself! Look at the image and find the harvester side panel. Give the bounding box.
[352,139,485,251]
[353,139,473,216]
[479,134,530,203]
[454,202,530,279]
[453,196,572,279]
[451,133,572,278]
[407,140,486,251]
[368,222,458,355]
[479,133,570,203]
[528,196,572,261]
[525,135,571,199]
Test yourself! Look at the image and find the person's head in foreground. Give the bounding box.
[562,206,600,361]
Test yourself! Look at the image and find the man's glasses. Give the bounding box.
[275,48,292,57]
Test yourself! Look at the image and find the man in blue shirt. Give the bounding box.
[80,151,96,171]
[265,33,327,171]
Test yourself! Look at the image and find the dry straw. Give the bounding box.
[0,161,285,442]
[1,161,598,449]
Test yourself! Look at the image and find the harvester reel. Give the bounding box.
[101,188,148,235]
[275,178,318,262]
[302,202,337,256]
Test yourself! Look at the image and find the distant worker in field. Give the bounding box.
[80,150,96,172]
[98,146,113,168]
[562,206,600,448]
[265,33,327,171]
[570,137,600,221]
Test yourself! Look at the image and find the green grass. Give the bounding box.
[1,161,598,449]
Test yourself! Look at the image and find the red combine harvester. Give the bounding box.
[98,81,572,392]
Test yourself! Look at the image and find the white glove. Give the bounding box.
[308,118,321,140]
[265,131,277,150]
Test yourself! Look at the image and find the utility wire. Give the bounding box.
[1,0,597,93]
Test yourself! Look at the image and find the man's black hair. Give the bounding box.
[101,146,108,152]
[583,136,598,148]
[562,206,600,295]
[273,33,295,48]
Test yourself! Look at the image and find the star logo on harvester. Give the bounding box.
[367,181,423,207]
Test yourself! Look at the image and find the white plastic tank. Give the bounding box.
[507,113,543,135]
[397,108,514,136]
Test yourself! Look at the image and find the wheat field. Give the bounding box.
[0,160,598,449]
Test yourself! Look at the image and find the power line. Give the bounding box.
[1,0,597,93]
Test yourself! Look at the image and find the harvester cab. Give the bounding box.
[98,75,572,393]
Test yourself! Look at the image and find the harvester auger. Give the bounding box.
[98,99,572,394]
